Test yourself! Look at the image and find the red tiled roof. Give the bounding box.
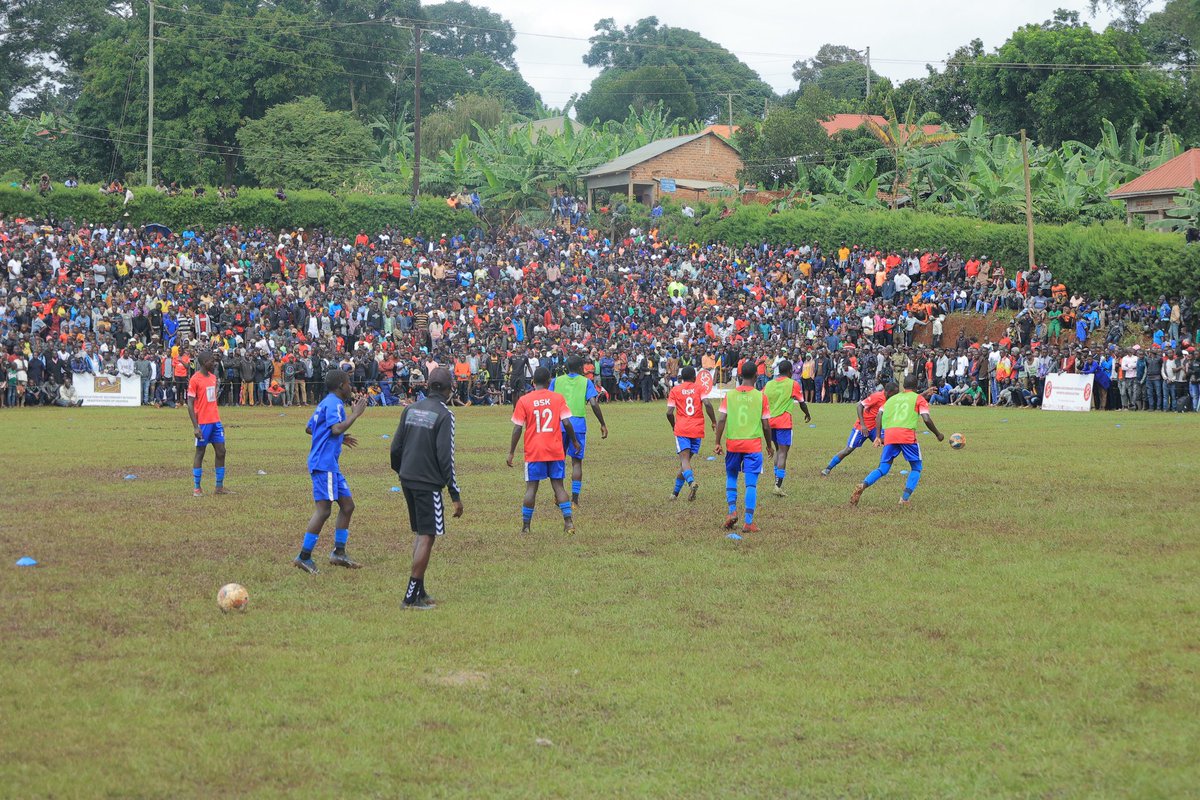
[819,113,942,139]
[701,124,740,140]
[1109,149,1200,198]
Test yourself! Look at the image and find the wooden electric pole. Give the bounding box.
[411,24,422,203]
[146,0,154,186]
[726,93,734,134]
[865,46,871,100]
[1021,129,1035,271]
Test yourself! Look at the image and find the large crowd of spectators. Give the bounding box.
[2,212,1197,413]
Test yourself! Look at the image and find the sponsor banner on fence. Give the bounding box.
[75,374,142,407]
[1042,372,1094,412]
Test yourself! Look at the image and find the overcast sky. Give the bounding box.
[475,0,1141,112]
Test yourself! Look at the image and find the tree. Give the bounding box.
[423,1,517,68]
[736,87,832,188]
[791,44,884,101]
[583,16,775,121]
[920,39,985,128]
[236,97,374,191]
[970,11,1174,146]
[418,93,506,156]
[575,64,698,125]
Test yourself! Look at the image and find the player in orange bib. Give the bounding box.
[666,365,717,501]
[507,366,581,534]
[186,350,229,497]
[821,381,898,476]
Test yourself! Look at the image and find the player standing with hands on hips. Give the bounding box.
[391,367,463,610]
[187,351,230,497]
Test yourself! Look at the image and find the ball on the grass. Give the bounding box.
[949,432,965,450]
[217,583,249,613]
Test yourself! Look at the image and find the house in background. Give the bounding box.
[1108,149,1200,225]
[819,113,943,140]
[582,130,743,207]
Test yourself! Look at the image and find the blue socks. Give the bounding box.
[725,473,738,514]
[521,506,534,524]
[774,467,785,482]
[558,501,573,519]
[571,480,582,497]
[299,532,319,560]
[674,476,685,496]
[192,467,202,489]
[745,475,758,524]
[863,460,891,487]
[826,454,842,472]
[215,467,225,487]
[902,466,922,500]
[334,528,348,547]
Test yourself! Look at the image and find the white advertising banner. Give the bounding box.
[75,374,143,407]
[1042,372,1094,412]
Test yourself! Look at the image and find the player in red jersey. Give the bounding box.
[507,367,581,534]
[186,351,230,496]
[666,365,717,501]
[821,381,898,476]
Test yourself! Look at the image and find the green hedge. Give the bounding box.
[0,185,477,238]
[653,203,1197,300]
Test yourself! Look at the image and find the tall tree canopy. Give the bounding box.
[236,96,375,191]
[422,1,516,68]
[575,64,698,125]
[969,11,1173,146]
[792,44,886,102]
[583,16,775,122]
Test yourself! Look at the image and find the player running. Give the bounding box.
[714,361,775,534]
[850,375,945,507]
[550,355,608,505]
[508,367,582,534]
[186,350,230,496]
[763,360,811,496]
[294,370,368,574]
[822,382,899,476]
[666,365,717,501]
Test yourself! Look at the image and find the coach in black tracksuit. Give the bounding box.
[390,367,463,610]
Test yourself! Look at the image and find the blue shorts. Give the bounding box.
[675,436,702,454]
[195,422,225,447]
[880,443,922,467]
[725,451,764,476]
[771,428,792,447]
[846,427,878,450]
[563,430,587,460]
[524,460,566,482]
[312,470,351,502]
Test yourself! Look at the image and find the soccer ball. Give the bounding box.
[949,432,965,450]
[217,583,249,613]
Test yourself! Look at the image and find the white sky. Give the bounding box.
[476,0,1139,112]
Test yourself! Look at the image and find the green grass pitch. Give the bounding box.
[2,402,1197,798]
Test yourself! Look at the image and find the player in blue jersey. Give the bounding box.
[294,370,368,574]
[550,355,608,505]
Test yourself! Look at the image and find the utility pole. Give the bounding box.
[411,23,422,202]
[726,93,734,134]
[146,0,154,186]
[1021,129,1036,271]
[864,46,871,100]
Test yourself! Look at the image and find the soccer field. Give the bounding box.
[2,401,1197,798]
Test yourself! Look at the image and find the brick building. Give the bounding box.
[583,131,743,207]
[1108,148,1200,225]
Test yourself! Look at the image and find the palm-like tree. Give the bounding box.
[866,97,957,209]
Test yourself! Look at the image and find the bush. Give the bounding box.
[652,203,1199,299]
[0,185,478,238]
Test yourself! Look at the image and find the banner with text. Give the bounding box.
[75,374,142,407]
[1042,372,1094,412]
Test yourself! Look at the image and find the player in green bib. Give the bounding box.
[850,375,945,507]
[763,360,811,497]
[714,361,775,534]
[551,355,609,505]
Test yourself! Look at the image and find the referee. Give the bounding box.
[390,367,463,610]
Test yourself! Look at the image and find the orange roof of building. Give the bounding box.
[819,113,942,139]
[1109,149,1200,198]
[701,124,740,140]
